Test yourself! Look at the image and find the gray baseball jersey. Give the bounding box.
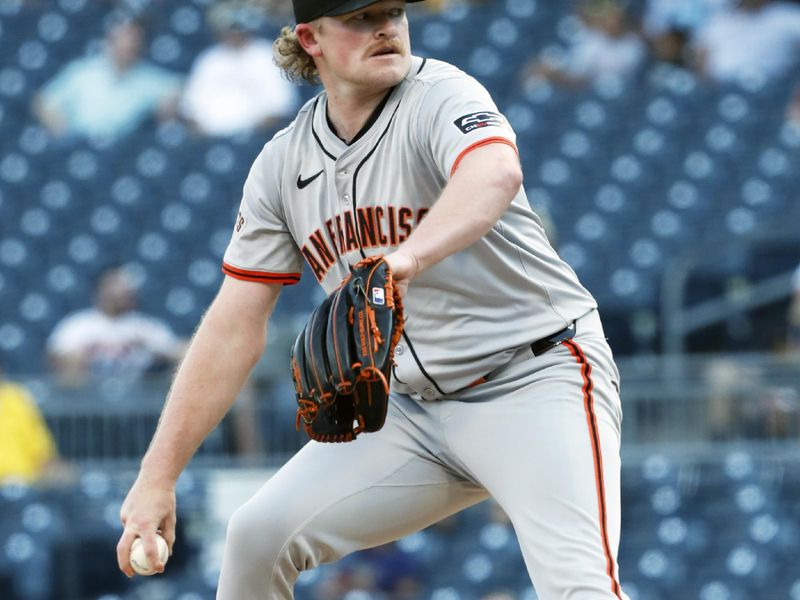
[223,56,597,400]
[218,56,628,600]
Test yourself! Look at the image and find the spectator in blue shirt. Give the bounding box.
[32,16,182,142]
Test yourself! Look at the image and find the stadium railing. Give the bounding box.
[21,351,800,469]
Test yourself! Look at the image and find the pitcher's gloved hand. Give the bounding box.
[291,255,405,442]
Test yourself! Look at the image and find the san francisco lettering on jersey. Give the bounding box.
[301,204,429,282]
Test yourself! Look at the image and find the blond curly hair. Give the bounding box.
[273,26,320,85]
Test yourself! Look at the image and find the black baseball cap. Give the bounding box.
[293,0,424,24]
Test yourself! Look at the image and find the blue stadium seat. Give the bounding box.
[0,237,31,271]
[65,232,104,270]
[415,19,455,55]
[186,257,223,290]
[0,269,22,310]
[204,142,245,184]
[0,151,38,189]
[0,322,42,372]
[179,171,216,207]
[157,201,197,238]
[429,583,478,600]
[154,119,190,151]
[396,530,446,568]
[503,0,541,22]
[573,98,614,133]
[634,547,686,593]
[149,32,191,71]
[135,145,176,184]
[16,291,58,332]
[0,507,58,599]
[45,263,91,307]
[616,579,664,600]
[36,10,70,45]
[487,16,520,52]
[685,579,749,600]
[16,38,51,85]
[17,124,50,156]
[644,96,685,131]
[39,177,79,211]
[0,66,32,109]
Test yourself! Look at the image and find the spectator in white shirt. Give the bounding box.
[179,1,300,136]
[522,0,646,89]
[47,267,187,386]
[693,0,800,84]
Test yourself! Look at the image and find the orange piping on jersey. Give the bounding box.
[221,263,301,285]
[449,137,519,177]
[563,339,624,600]
[468,376,488,388]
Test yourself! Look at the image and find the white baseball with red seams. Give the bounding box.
[218,54,629,600]
[129,534,168,576]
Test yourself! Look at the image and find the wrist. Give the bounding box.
[402,250,422,279]
[386,249,422,281]
[138,457,179,489]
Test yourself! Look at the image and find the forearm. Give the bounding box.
[399,143,522,274]
[139,303,266,484]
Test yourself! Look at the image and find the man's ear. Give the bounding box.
[295,23,322,57]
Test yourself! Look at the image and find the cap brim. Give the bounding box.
[325,0,424,17]
[294,0,424,25]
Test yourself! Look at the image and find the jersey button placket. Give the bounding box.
[343,193,351,205]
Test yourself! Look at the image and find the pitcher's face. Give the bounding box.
[307,0,411,93]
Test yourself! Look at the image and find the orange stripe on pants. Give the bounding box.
[563,339,623,599]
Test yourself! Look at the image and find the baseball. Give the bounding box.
[129,534,169,576]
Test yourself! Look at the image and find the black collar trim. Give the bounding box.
[311,97,338,161]
[325,86,395,146]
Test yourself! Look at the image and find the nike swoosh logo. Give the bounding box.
[296,169,324,189]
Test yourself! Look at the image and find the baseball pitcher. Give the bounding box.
[117,0,629,598]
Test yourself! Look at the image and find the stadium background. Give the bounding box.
[0,0,799,598]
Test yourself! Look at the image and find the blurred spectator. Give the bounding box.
[692,0,800,84]
[46,267,187,386]
[647,27,692,68]
[32,15,182,142]
[706,357,759,439]
[643,0,732,38]
[787,84,800,123]
[788,262,800,351]
[521,0,646,89]
[706,355,799,439]
[0,366,59,484]
[179,1,299,137]
[642,0,734,73]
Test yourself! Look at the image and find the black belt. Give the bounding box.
[530,322,576,356]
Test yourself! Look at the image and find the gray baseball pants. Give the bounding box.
[216,310,628,599]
